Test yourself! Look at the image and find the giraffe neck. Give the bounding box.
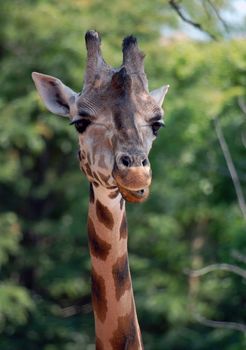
[87,184,143,350]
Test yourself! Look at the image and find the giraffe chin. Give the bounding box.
[117,184,150,203]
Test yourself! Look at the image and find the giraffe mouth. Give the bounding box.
[117,184,150,203]
[113,165,152,202]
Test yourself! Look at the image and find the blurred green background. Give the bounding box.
[0,1,246,349]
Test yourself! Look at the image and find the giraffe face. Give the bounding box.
[71,83,165,202]
[32,31,169,203]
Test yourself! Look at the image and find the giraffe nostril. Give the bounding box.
[142,158,148,167]
[120,155,132,168]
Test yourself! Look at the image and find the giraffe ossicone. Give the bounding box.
[32,30,169,350]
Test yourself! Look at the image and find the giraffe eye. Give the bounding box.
[151,121,164,136]
[73,119,91,133]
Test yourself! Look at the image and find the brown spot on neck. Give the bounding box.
[96,199,114,230]
[88,217,111,260]
[96,337,104,350]
[120,213,128,239]
[112,254,131,300]
[91,267,108,322]
[110,307,139,350]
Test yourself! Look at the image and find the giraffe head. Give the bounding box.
[32,31,168,203]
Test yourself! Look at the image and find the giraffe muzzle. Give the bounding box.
[113,162,152,202]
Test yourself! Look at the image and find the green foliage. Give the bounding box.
[0,1,245,349]
[0,283,34,328]
[0,213,21,266]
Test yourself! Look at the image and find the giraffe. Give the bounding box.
[32,30,169,350]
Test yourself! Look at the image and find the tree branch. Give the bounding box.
[206,0,229,33]
[185,263,246,279]
[194,311,246,333]
[213,117,246,220]
[168,0,217,40]
[231,250,246,264]
[237,96,246,148]
[188,261,246,333]
[238,96,246,115]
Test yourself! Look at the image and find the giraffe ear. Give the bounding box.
[32,72,76,117]
[150,85,169,107]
